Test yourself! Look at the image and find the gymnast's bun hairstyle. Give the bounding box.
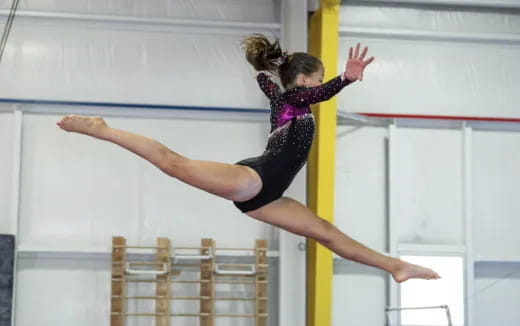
[242,33,284,74]
[242,33,323,88]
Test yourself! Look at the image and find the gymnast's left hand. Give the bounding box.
[344,43,375,82]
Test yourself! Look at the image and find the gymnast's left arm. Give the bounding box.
[286,43,375,106]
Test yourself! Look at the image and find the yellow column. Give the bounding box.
[307,1,340,326]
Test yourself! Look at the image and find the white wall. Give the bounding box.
[0,0,280,20]
[334,2,520,325]
[472,131,520,261]
[333,269,387,326]
[17,111,273,249]
[0,0,279,108]
[390,128,464,246]
[12,107,294,326]
[16,256,111,326]
[5,1,520,325]
[333,125,467,326]
[333,126,388,326]
[474,262,520,326]
[472,131,520,326]
[333,122,520,326]
[335,126,388,253]
[337,3,520,118]
[0,1,310,325]
[16,252,280,326]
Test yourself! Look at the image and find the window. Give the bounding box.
[399,255,464,326]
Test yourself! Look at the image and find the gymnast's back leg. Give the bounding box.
[57,115,262,202]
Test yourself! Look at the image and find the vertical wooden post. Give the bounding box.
[155,237,171,326]
[111,236,126,326]
[200,238,215,326]
[255,239,268,326]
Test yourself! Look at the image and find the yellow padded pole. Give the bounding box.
[307,1,340,326]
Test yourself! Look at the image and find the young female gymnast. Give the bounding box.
[57,34,439,282]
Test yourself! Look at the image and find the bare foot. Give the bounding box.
[392,261,441,283]
[56,115,107,137]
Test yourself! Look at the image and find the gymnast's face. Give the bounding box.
[297,66,324,88]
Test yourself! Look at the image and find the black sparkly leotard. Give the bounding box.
[233,72,353,212]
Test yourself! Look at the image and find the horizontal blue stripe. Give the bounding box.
[0,98,270,114]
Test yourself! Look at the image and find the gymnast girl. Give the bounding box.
[57,34,439,282]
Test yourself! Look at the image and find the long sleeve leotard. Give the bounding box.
[233,72,353,212]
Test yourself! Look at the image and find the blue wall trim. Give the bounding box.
[0,98,270,114]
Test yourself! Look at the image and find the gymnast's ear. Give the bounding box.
[294,73,306,87]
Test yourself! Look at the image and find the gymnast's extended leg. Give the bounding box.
[246,197,440,282]
[57,115,262,202]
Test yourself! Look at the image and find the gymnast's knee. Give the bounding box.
[314,219,337,246]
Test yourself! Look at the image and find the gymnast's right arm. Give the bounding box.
[257,72,281,100]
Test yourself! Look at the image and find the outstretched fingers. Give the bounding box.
[359,45,368,60]
[346,42,375,82]
[354,42,360,58]
[363,56,375,66]
[350,43,373,62]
